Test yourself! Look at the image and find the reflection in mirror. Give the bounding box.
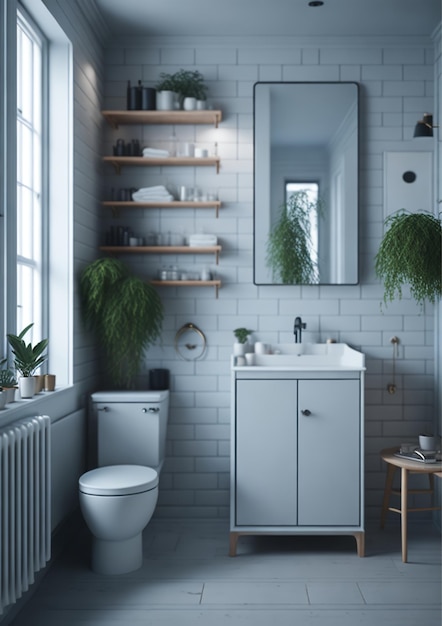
[254,82,359,285]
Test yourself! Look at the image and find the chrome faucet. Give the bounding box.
[294,317,306,343]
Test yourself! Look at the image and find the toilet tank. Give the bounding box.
[91,390,169,472]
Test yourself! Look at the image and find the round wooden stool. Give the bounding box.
[380,447,442,562]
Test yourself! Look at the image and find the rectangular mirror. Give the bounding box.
[253,82,359,285]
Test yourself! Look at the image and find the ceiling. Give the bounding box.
[93,0,440,38]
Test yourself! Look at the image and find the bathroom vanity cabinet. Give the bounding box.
[230,347,365,557]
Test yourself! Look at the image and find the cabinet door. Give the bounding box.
[297,379,360,526]
[235,379,297,526]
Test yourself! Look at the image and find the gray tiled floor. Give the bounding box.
[7,519,442,626]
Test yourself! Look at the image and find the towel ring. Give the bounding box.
[175,323,207,361]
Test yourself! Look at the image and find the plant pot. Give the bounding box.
[18,376,36,399]
[0,392,6,410]
[2,387,16,403]
[196,99,207,110]
[233,343,250,357]
[183,97,197,111]
[35,374,45,393]
[156,90,176,111]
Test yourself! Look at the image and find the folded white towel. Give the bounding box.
[188,234,218,246]
[132,191,174,202]
[136,185,169,193]
[132,185,174,201]
[142,147,170,158]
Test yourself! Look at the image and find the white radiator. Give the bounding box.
[0,415,51,613]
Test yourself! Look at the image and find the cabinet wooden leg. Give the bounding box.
[353,531,365,557]
[229,532,238,557]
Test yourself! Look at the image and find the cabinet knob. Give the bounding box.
[301,409,311,416]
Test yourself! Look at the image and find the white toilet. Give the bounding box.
[79,390,169,575]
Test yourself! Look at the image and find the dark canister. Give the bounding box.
[149,368,170,390]
[127,80,141,110]
[141,87,156,110]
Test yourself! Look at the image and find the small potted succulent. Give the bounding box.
[0,358,18,404]
[233,328,253,356]
[7,323,48,399]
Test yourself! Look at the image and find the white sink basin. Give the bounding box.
[238,343,365,370]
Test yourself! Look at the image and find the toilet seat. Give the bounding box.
[79,465,158,496]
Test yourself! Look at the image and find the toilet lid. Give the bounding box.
[79,465,158,496]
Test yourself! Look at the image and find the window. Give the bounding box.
[1,0,72,390]
[16,10,45,340]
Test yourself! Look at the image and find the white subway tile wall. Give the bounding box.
[102,35,437,521]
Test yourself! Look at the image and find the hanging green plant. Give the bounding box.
[80,257,163,389]
[266,190,319,284]
[375,210,442,307]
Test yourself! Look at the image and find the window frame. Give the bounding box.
[1,0,73,391]
[16,6,48,344]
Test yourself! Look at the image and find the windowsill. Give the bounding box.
[0,385,75,428]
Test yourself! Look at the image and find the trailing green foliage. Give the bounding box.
[7,323,48,377]
[266,191,319,284]
[80,258,164,389]
[375,210,442,307]
[234,328,253,344]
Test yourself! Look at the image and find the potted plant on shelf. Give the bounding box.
[172,69,208,110]
[80,257,164,389]
[7,323,48,399]
[155,69,208,110]
[0,358,18,404]
[233,328,254,356]
[375,210,442,308]
[266,190,319,284]
[155,72,179,110]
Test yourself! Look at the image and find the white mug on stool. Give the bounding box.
[419,434,436,451]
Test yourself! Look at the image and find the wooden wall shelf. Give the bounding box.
[100,108,223,297]
[102,200,221,218]
[102,109,222,129]
[100,245,222,264]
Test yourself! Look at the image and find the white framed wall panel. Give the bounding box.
[384,151,433,220]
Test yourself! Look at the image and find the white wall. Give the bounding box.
[41,0,106,398]
[99,33,438,521]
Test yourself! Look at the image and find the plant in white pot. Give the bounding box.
[155,73,179,110]
[233,328,253,356]
[0,357,18,404]
[7,323,48,399]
